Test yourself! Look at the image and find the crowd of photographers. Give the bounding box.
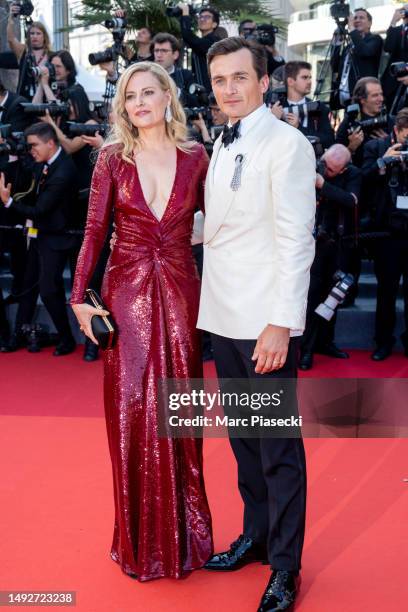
[1,1,408,368]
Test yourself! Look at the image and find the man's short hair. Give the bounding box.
[284,61,312,84]
[352,77,381,102]
[199,6,220,26]
[207,37,267,80]
[354,7,373,23]
[238,19,256,34]
[152,33,180,53]
[25,122,59,145]
[395,108,408,131]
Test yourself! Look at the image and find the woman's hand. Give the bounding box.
[71,303,110,345]
[81,132,104,149]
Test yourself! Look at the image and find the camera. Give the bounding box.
[390,62,408,79]
[67,122,109,137]
[0,124,29,164]
[265,85,287,107]
[377,138,408,174]
[166,3,197,18]
[29,61,56,81]
[7,0,34,18]
[20,102,70,117]
[346,103,388,133]
[242,24,279,47]
[88,15,127,67]
[315,270,354,321]
[330,0,350,22]
[188,83,209,106]
[184,106,209,122]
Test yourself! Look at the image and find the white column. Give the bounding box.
[53,0,69,50]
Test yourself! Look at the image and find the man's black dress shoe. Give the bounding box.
[1,330,26,353]
[257,570,298,612]
[298,351,313,371]
[53,339,76,356]
[315,342,349,359]
[204,534,268,570]
[371,346,392,361]
[83,338,99,362]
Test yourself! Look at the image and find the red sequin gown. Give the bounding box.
[71,143,213,581]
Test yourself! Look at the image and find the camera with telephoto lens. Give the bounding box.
[7,0,34,18]
[88,16,127,66]
[0,124,29,171]
[377,138,408,174]
[184,106,210,122]
[330,0,350,22]
[20,102,70,117]
[67,122,109,137]
[315,270,354,321]
[390,62,408,79]
[346,103,388,133]
[188,83,209,106]
[166,3,198,18]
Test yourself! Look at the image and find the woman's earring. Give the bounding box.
[165,104,173,123]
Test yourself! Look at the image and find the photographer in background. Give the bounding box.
[271,61,335,151]
[0,122,78,355]
[362,108,408,361]
[152,33,196,106]
[382,5,408,111]
[7,4,52,100]
[336,77,390,168]
[239,20,285,77]
[331,8,383,109]
[32,50,79,104]
[179,5,221,91]
[299,144,361,370]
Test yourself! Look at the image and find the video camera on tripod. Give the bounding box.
[88,17,128,66]
[330,0,350,23]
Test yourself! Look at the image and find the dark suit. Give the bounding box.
[180,16,220,91]
[381,25,408,110]
[330,30,383,108]
[362,136,408,349]
[170,67,197,107]
[9,149,78,342]
[281,96,335,152]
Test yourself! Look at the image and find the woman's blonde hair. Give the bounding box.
[28,22,52,55]
[104,61,193,162]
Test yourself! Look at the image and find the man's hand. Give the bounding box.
[391,7,405,27]
[285,112,300,128]
[384,142,403,158]
[252,325,290,374]
[270,101,284,120]
[372,128,388,140]
[0,172,12,205]
[348,13,355,32]
[100,61,116,79]
[179,3,189,16]
[315,173,325,189]
[348,127,364,152]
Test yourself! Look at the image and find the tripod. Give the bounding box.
[313,19,360,110]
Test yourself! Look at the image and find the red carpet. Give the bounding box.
[1,348,408,611]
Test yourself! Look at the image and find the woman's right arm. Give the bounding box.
[7,13,25,63]
[70,147,115,305]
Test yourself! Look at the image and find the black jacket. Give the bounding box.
[381,25,408,107]
[170,68,197,107]
[330,30,383,108]
[0,91,30,133]
[9,149,79,249]
[316,164,362,238]
[180,16,220,91]
[362,135,408,232]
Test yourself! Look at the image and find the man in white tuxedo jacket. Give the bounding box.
[199,38,316,611]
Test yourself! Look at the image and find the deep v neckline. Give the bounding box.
[134,147,179,223]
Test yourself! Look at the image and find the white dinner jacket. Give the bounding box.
[197,106,317,340]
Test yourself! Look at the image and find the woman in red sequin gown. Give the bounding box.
[71,63,213,581]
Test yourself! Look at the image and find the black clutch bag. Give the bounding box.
[85,288,117,350]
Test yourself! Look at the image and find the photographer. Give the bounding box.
[6,4,52,100]
[299,144,361,370]
[271,61,335,151]
[239,20,285,77]
[0,122,78,355]
[362,108,408,361]
[331,8,383,109]
[336,77,391,168]
[32,50,79,104]
[381,5,408,111]
[152,33,196,106]
[179,5,221,91]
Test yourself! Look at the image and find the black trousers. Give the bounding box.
[14,239,73,342]
[211,333,307,572]
[373,235,408,348]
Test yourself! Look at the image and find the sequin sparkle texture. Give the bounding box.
[71,143,213,581]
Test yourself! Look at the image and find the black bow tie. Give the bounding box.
[222,121,241,148]
[0,105,5,112]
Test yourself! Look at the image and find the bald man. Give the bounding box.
[299,144,362,370]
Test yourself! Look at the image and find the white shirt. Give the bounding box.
[286,96,308,128]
